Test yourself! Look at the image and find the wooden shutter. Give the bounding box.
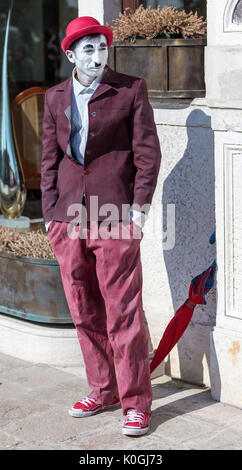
[122,0,141,13]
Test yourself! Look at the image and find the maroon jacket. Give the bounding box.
[41,65,161,223]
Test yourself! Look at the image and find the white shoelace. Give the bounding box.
[125,410,145,424]
[78,396,97,406]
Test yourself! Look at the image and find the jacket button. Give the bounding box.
[91,111,96,116]
[90,131,95,136]
[86,150,91,155]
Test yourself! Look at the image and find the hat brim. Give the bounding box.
[61,25,113,52]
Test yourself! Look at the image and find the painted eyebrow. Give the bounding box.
[83,42,107,50]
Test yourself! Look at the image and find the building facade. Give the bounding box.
[0,0,242,408]
[78,0,242,408]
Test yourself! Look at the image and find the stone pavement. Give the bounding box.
[0,352,242,451]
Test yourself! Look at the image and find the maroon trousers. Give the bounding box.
[49,220,152,415]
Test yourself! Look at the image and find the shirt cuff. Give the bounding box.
[45,221,52,232]
[129,210,146,229]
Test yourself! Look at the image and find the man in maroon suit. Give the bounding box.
[41,16,161,437]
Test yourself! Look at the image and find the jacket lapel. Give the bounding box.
[56,76,72,120]
[55,66,120,155]
[88,65,120,103]
[55,76,72,156]
[57,65,119,115]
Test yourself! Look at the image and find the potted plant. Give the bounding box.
[107,5,207,99]
[0,226,72,324]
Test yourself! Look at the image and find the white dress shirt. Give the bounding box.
[70,66,104,165]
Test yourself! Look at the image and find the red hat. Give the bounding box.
[61,16,113,52]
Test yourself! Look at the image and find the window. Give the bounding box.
[0,0,78,100]
[0,0,78,215]
[233,0,242,23]
[122,1,140,11]
[140,1,206,18]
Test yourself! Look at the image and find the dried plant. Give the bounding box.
[110,5,207,42]
[0,226,55,259]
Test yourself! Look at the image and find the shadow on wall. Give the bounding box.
[162,108,220,396]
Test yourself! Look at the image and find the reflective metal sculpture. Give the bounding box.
[0,1,26,218]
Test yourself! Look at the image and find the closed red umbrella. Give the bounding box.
[150,259,217,374]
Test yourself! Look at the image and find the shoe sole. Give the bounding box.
[122,426,149,436]
[68,401,120,418]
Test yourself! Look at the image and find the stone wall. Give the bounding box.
[142,102,216,387]
[137,0,242,407]
[205,0,242,407]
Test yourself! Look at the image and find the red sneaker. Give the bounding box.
[68,395,119,418]
[122,410,150,436]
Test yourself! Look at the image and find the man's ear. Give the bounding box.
[65,49,75,64]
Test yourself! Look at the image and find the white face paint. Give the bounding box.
[66,33,108,86]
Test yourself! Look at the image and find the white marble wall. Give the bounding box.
[207,0,242,408]
[78,0,104,23]
[206,0,242,104]
[142,103,216,387]
[143,0,242,405]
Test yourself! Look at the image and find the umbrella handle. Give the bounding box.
[209,232,216,244]
[185,298,196,309]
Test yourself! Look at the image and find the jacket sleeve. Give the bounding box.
[131,78,162,214]
[40,91,64,223]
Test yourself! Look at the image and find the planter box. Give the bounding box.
[0,251,72,324]
[108,38,206,99]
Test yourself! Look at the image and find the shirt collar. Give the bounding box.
[72,66,106,96]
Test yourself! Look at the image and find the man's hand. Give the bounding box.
[45,221,52,232]
[129,209,146,229]
[129,210,145,239]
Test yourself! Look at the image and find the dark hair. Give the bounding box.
[69,33,107,51]
[68,38,81,51]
